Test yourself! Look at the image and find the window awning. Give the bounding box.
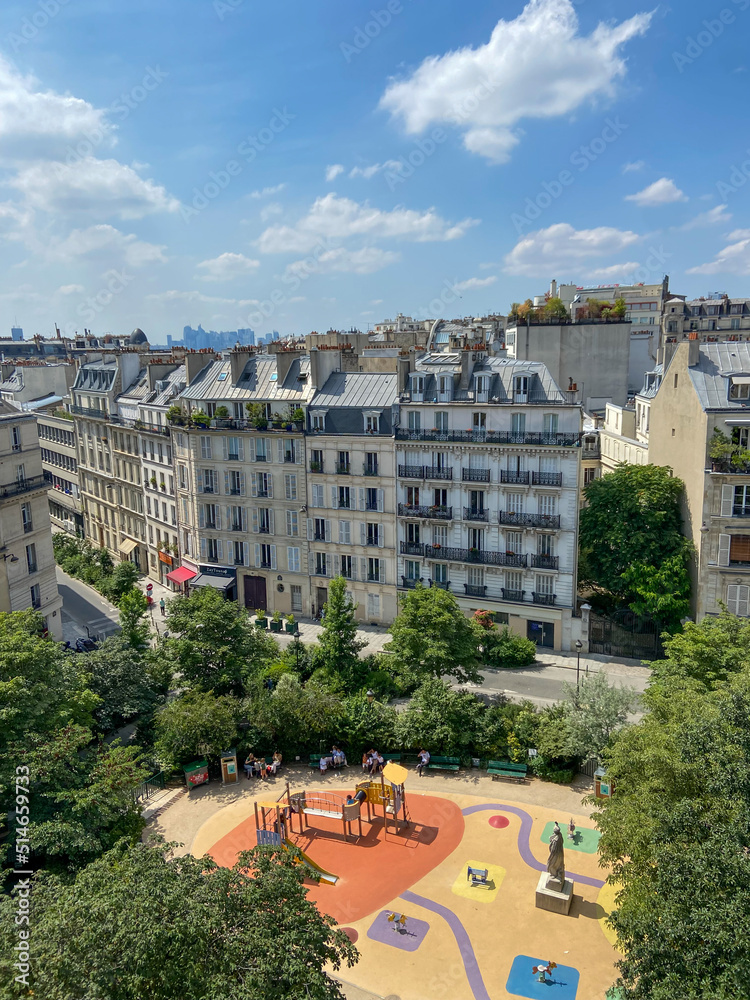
[166,566,197,585]
[191,572,235,591]
[118,538,138,555]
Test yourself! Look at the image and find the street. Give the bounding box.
[57,566,121,646]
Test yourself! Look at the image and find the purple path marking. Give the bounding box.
[399,889,492,1000]
[462,803,605,889]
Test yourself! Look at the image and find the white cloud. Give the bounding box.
[454,276,498,291]
[196,252,261,281]
[679,205,732,230]
[287,247,399,276]
[257,193,477,254]
[49,224,167,267]
[146,290,260,308]
[379,0,652,163]
[371,298,383,305]
[12,157,180,219]
[622,160,645,173]
[504,223,642,277]
[349,161,403,179]
[581,262,642,280]
[250,183,286,199]
[688,236,750,276]
[0,56,114,165]
[625,177,687,207]
[57,284,84,295]
[260,202,283,222]
[325,164,345,181]
[728,229,750,241]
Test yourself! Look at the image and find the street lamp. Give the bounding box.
[366,689,375,704]
[293,627,301,672]
[575,639,583,692]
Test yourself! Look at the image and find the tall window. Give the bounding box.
[435,411,448,432]
[340,554,353,578]
[315,552,327,576]
[367,593,381,618]
[200,436,212,459]
[286,510,299,536]
[25,544,37,573]
[21,503,32,533]
[404,560,419,581]
[368,558,382,582]
[30,584,41,609]
[11,426,21,452]
[287,547,301,573]
[284,474,297,501]
[407,411,421,432]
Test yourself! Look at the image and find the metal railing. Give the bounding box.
[0,475,48,499]
[363,464,379,476]
[532,472,563,487]
[133,771,166,802]
[399,465,424,479]
[464,584,487,598]
[500,470,529,485]
[531,554,559,569]
[336,463,351,475]
[401,577,422,589]
[398,504,452,520]
[396,429,581,447]
[429,580,450,590]
[532,592,557,606]
[499,511,561,529]
[462,468,491,483]
[501,588,525,602]
[463,507,489,522]
[424,466,453,480]
[398,541,528,567]
[70,404,109,419]
[733,505,750,517]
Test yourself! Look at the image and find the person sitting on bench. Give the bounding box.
[331,746,347,768]
[416,749,431,776]
[244,753,256,779]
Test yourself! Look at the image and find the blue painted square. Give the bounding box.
[366,910,430,952]
[506,955,579,1000]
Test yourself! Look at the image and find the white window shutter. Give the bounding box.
[377,489,384,512]
[238,439,245,461]
[240,472,246,496]
[242,541,248,565]
[249,442,255,463]
[286,547,293,572]
[378,523,384,548]
[307,518,313,541]
[296,443,303,464]
[718,533,731,567]
[740,586,750,617]
[267,474,273,499]
[722,484,734,517]
[252,510,259,533]
[338,521,346,544]
[197,475,204,494]
[200,537,207,558]
[360,557,367,581]
[216,508,222,531]
[325,519,332,542]
[251,472,258,498]
[276,440,284,463]
[222,437,228,461]
[360,523,366,545]
[331,487,338,509]
[254,543,261,568]
[308,551,314,575]
[359,488,366,511]
[333,554,340,576]
[199,506,205,528]
[242,507,248,532]
[270,545,277,570]
[269,509,275,534]
[380,562,386,585]
[216,539,223,561]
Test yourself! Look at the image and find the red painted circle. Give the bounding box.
[489,815,510,829]
[341,927,359,944]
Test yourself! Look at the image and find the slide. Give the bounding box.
[284,839,339,885]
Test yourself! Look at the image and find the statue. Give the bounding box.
[546,821,566,889]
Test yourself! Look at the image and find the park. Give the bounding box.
[149,758,620,1000]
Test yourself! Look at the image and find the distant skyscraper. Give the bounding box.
[237,328,255,345]
[10,327,22,341]
[166,335,173,348]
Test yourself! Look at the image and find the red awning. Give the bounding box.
[166,566,197,584]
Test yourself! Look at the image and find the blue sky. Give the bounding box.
[0,0,749,340]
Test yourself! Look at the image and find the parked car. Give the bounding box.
[75,636,99,653]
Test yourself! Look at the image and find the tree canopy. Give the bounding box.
[387,584,480,683]
[313,576,367,689]
[0,838,357,999]
[579,463,692,629]
[153,689,241,769]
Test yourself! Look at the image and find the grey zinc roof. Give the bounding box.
[689,343,750,410]
[413,354,567,402]
[179,354,313,404]
[118,365,187,408]
[310,371,398,409]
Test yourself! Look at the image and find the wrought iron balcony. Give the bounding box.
[733,505,750,517]
[398,503,452,520]
[399,541,527,567]
[532,472,563,487]
[462,468,491,483]
[309,461,323,473]
[396,429,581,447]
[464,506,489,522]
[531,554,559,569]
[401,576,422,589]
[336,463,351,475]
[70,404,109,419]
[429,579,450,590]
[400,541,424,556]
[500,470,530,485]
[0,475,48,500]
[464,584,487,598]
[501,588,525,602]
[532,592,557,606]
[499,511,561,529]
[424,466,453,480]
[313,531,327,542]
[399,465,424,479]
[363,463,379,476]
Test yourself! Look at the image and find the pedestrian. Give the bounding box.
[159,597,166,617]
[416,748,430,776]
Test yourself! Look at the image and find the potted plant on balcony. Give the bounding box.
[291,408,304,430]
[469,547,479,560]
[149,475,157,488]
[285,613,296,634]
[166,405,185,426]
[191,409,210,428]
[432,543,441,550]
[159,481,167,491]
[309,460,322,472]
[270,609,282,633]
[245,402,268,430]
[255,608,268,629]
[271,412,283,429]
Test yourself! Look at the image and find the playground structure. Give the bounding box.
[355,759,411,836]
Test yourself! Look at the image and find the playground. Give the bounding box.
[179,765,620,1000]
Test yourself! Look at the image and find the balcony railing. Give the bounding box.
[338,498,354,510]
[464,506,489,522]
[401,577,422,589]
[733,505,750,517]
[70,404,109,419]
[258,525,271,535]
[363,463,379,476]
[532,592,557,606]
[399,465,424,479]
[429,579,450,590]
[398,504,452,520]
[230,523,243,532]
[336,464,351,475]
[711,461,750,476]
[464,584,487,598]
[314,531,327,542]
[401,541,424,555]
[532,472,563,487]
[531,554,559,570]
[501,588,525,602]
[309,462,323,473]
[499,511,561,529]
[463,468,491,483]
[365,502,379,512]
[399,541,527,567]
[424,466,453,480]
[396,429,581,447]
[0,475,48,500]
[500,470,530,485]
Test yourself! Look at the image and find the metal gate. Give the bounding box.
[589,609,664,660]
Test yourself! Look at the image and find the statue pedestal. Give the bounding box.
[535,872,574,914]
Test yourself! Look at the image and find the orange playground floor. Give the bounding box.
[191,783,620,1000]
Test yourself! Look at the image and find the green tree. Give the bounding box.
[395,678,485,757]
[164,587,277,696]
[561,671,637,764]
[102,560,140,603]
[612,296,627,318]
[249,674,343,759]
[0,838,357,999]
[83,634,163,733]
[337,691,398,757]
[387,584,480,683]
[477,623,537,668]
[118,587,150,648]
[313,576,366,689]
[648,611,750,696]
[153,690,241,769]
[579,463,693,629]
[544,296,569,320]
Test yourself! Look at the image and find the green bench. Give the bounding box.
[487,760,528,783]
[428,755,460,772]
[309,754,322,768]
[382,753,402,763]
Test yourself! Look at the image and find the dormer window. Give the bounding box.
[364,411,380,434]
[411,374,425,401]
[729,378,750,401]
[437,375,452,402]
[310,410,327,431]
[514,375,529,403]
[475,375,489,403]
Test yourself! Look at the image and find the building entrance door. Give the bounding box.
[243,575,267,611]
[316,586,328,615]
[527,620,554,648]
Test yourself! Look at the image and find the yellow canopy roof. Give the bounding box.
[383,761,408,786]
